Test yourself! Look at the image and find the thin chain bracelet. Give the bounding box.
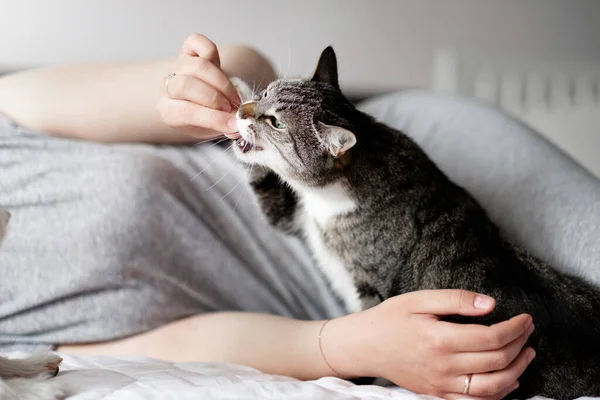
[318,319,347,379]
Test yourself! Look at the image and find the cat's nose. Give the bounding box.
[237,101,257,120]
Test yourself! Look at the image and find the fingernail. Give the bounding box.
[227,118,238,132]
[527,348,536,363]
[510,381,520,392]
[527,323,535,335]
[220,101,231,113]
[474,295,494,309]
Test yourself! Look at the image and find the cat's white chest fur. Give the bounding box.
[296,181,362,313]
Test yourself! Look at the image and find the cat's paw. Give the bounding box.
[230,77,257,104]
[0,376,65,400]
[0,350,63,378]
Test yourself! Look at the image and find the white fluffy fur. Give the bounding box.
[297,183,362,313]
[0,211,64,399]
[0,349,64,400]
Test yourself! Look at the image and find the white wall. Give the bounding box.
[1,0,599,94]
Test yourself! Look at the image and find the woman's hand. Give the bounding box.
[327,290,535,400]
[156,34,242,139]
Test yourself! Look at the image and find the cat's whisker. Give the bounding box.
[193,136,229,149]
[190,143,234,183]
[220,161,252,201]
[256,76,265,93]
[202,150,237,192]
[231,97,243,109]
[282,35,292,80]
[230,164,252,216]
[220,176,244,201]
[275,54,283,81]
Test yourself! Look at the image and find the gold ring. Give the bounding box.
[463,373,473,395]
[165,72,177,97]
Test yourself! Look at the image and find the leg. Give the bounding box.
[0,115,343,353]
[359,91,600,285]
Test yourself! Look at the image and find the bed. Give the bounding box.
[431,49,600,179]
[54,353,419,400]
[3,50,599,400]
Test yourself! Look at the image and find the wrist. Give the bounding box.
[322,311,376,379]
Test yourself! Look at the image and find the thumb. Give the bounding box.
[403,289,496,316]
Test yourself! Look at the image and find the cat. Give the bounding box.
[0,210,65,400]
[229,48,600,399]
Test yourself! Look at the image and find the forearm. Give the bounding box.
[57,311,364,381]
[0,45,275,143]
[0,59,178,143]
[164,313,338,380]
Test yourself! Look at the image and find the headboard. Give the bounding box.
[431,49,600,179]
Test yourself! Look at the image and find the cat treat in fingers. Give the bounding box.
[230,47,600,400]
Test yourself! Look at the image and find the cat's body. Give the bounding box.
[250,118,600,399]
[231,48,600,399]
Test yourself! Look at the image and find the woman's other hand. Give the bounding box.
[326,289,535,400]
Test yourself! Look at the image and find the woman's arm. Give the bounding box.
[58,290,534,400]
[0,42,276,144]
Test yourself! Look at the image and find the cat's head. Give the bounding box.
[232,46,357,187]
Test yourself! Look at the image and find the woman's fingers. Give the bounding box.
[158,33,246,138]
[404,290,496,316]
[446,380,520,400]
[158,98,237,134]
[453,322,534,374]
[174,55,240,106]
[437,313,532,352]
[180,33,221,67]
[455,347,535,398]
[166,73,232,112]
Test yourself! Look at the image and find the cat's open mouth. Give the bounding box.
[235,138,262,153]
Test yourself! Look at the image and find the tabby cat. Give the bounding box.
[230,47,600,399]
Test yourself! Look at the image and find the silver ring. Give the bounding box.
[463,373,473,395]
[165,72,177,97]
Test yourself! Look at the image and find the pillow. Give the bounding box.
[358,90,600,286]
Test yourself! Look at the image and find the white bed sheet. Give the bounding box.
[53,353,429,400]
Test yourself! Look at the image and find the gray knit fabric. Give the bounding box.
[0,90,598,351]
[0,115,344,351]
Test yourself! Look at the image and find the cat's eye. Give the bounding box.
[267,116,286,130]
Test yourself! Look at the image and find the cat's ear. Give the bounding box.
[318,122,356,158]
[229,77,255,103]
[311,46,339,87]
